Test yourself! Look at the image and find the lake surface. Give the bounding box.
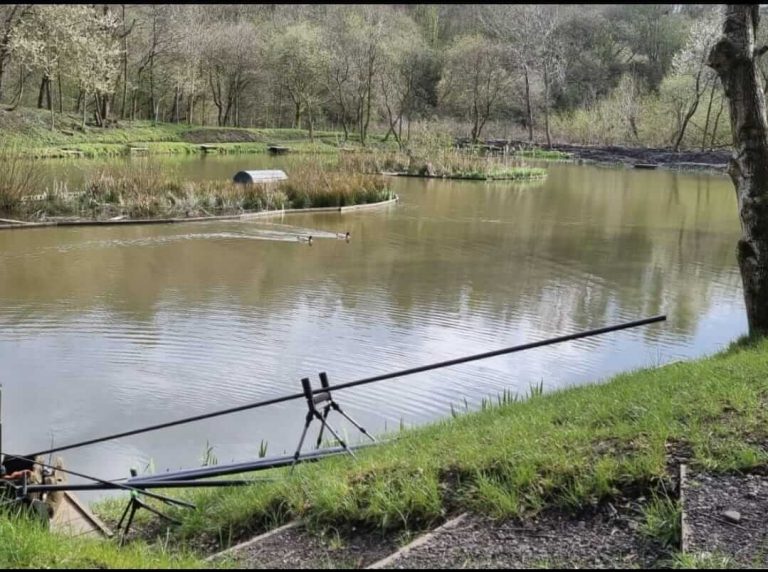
[0,155,745,500]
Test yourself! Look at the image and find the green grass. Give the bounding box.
[90,337,768,553]
[512,148,572,161]
[8,336,768,567]
[669,552,735,569]
[340,150,548,181]
[639,492,681,549]
[0,509,206,568]
[0,107,379,159]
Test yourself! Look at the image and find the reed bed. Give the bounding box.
[339,149,547,181]
[2,159,394,222]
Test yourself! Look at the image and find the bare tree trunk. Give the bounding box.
[294,101,301,129]
[120,4,129,119]
[37,76,49,109]
[710,94,725,149]
[523,64,533,142]
[57,70,63,114]
[673,71,705,152]
[673,99,701,152]
[543,63,551,148]
[702,81,716,149]
[8,67,24,110]
[708,4,768,336]
[307,99,314,142]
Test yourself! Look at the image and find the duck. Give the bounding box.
[336,231,351,241]
[297,235,313,245]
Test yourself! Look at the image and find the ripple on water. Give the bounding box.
[0,163,748,499]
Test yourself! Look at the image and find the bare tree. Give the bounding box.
[707,4,768,336]
[439,35,511,143]
[668,10,721,151]
[269,22,329,139]
[0,5,30,103]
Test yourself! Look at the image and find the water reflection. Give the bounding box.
[0,158,746,500]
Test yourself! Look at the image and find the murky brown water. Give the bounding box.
[0,155,744,500]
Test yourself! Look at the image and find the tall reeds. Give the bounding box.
[0,146,46,216]
[5,158,393,221]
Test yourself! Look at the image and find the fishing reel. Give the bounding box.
[0,454,67,524]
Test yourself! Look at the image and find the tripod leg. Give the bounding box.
[316,413,356,459]
[315,405,331,449]
[138,499,182,525]
[291,411,314,472]
[116,497,133,532]
[334,405,377,443]
[119,501,139,546]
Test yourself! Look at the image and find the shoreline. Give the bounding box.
[0,196,399,231]
[506,140,731,173]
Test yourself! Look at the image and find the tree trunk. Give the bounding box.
[294,101,301,129]
[523,64,533,142]
[0,51,6,102]
[57,71,63,114]
[710,94,725,149]
[37,76,49,109]
[707,4,768,336]
[543,63,551,148]
[307,100,314,142]
[673,99,700,152]
[120,4,129,119]
[101,94,111,126]
[8,67,24,110]
[702,81,716,149]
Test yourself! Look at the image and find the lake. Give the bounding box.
[0,155,744,500]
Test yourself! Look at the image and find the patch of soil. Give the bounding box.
[685,471,768,566]
[216,524,402,569]
[382,503,665,569]
[180,128,263,144]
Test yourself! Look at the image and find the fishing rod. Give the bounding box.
[26,314,666,459]
[0,452,194,509]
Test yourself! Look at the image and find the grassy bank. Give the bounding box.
[0,511,205,568]
[3,336,766,567]
[341,150,547,181]
[0,157,394,222]
[86,336,768,555]
[0,107,393,159]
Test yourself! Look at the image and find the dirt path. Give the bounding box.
[208,523,403,569]
[373,503,665,569]
[684,471,768,567]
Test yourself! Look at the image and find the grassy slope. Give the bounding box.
[0,513,206,569]
[0,107,388,158]
[5,337,766,567]
[102,337,768,549]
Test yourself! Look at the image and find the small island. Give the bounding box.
[0,158,395,226]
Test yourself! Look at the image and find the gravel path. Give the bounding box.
[380,503,664,569]
[215,523,402,569]
[685,472,768,567]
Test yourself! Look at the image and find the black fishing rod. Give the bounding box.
[27,314,666,459]
[130,443,379,484]
[21,443,379,494]
[21,480,259,493]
